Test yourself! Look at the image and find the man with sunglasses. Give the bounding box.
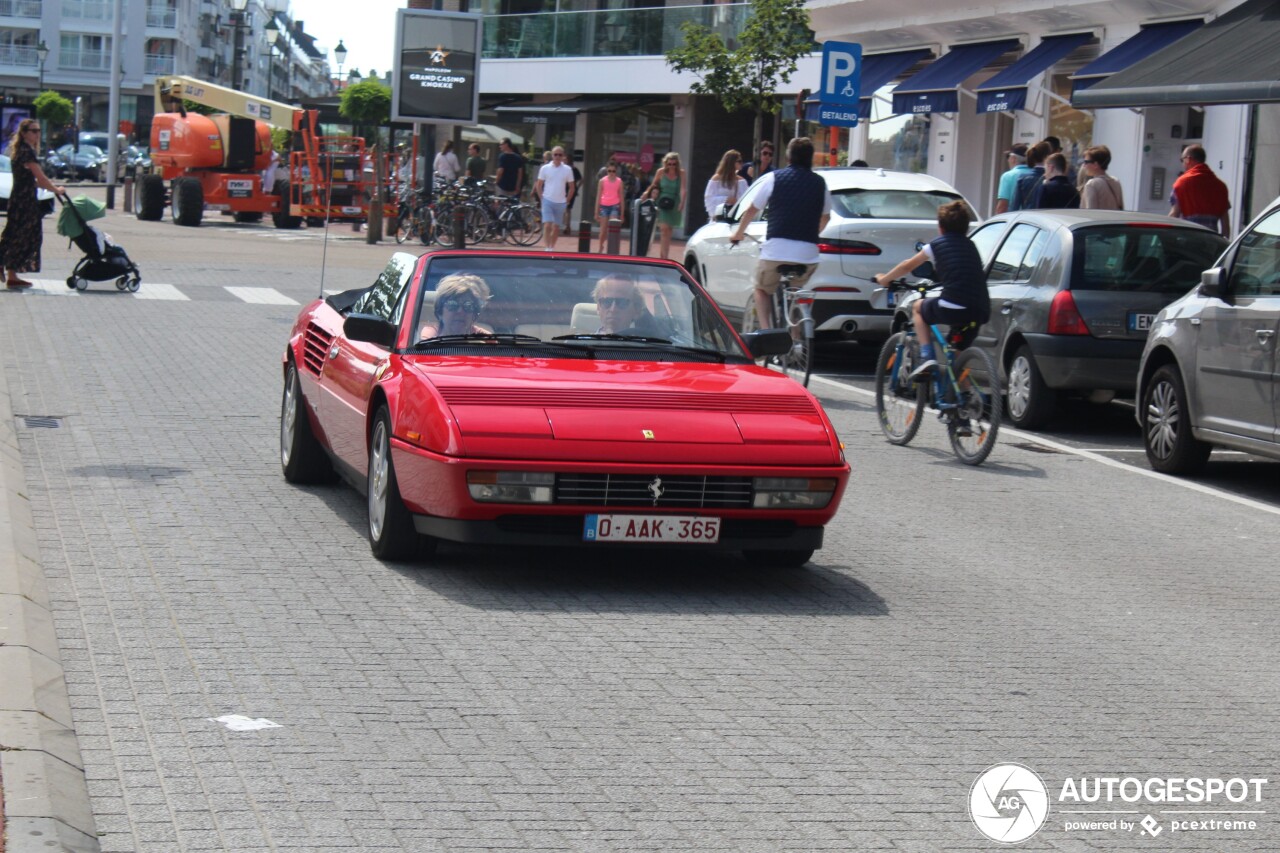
[534,146,575,250]
[592,274,662,336]
[738,143,774,185]
[1169,144,1231,237]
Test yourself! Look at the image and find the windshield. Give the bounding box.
[410,256,749,361]
[1071,225,1227,293]
[831,188,966,220]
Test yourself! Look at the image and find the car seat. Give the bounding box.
[570,303,600,334]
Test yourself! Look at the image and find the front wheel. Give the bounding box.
[948,347,1001,466]
[367,407,425,560]
[1006,345,1057,429]
[780,294,814,387]
[280,362,337,484]
[1142,364,1211,474]
[394,209,414,244]
[874,331,926,446]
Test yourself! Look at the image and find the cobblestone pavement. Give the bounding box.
[1,201,1279,852]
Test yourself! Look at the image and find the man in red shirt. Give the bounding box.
[1170,144,1231,237]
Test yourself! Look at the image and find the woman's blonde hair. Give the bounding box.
[5,118,39,159]
[713,149,741,188]
[662,151,682,170]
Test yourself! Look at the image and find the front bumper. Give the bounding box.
[1024,335,1145,391]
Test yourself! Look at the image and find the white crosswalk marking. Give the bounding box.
[133,283,189,300]
[27,279,76,295]
[224,286,299,305]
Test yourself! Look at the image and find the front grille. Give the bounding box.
[555,474,753,509]
[302,323,332,376]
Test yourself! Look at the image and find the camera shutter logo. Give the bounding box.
[969,763,1050,843]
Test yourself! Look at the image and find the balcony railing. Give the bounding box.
[0,44,38,66]
[60,48,109,70]
[0,0,42,18]
[145,53,175,74]
[146,6,176,27]
[62,0,110,20]
[482,4,754,59]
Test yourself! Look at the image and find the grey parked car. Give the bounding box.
[1136,196,1280,474]
[893,210,1226,429]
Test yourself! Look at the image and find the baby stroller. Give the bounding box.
[56,193,142,292]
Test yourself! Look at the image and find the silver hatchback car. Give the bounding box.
[895,210,1225,429]
[1136,196,1280,474]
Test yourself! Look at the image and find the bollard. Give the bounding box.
[452,204,466,249]
[122,177,133,213]
[351,215,361,232]
[606,218,621,254]
[577,220,592,253]
[105,184,116,210]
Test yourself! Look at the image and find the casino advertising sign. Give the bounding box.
[392,9,482,125]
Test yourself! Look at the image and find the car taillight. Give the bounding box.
[818,239,881,255]
[1047,290,1090,336]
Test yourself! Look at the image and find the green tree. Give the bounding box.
[665,0,813,150]
[338,78,392,242]
[32,91,74,145]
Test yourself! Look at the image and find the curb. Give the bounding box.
[0,362,99,853]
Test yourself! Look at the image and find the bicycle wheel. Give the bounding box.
[506,206,542,246]
[874,331,926,446]
[780,290,813,387]
[948,346,1001,465]
[417,206,435,246]
[464,205,490,243]
[394,210,414,244]
[434,203,457,247]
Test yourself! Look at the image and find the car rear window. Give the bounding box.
[831,188,966,220]
[1070,225,1227,293]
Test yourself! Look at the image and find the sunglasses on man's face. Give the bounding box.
[441,298,479,312]
[1082,159,1096,164]
[597,296,631,309]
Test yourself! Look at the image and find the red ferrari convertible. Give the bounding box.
[280,250,850,566]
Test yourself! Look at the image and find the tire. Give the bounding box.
[511,206,542,246]
[172,177,203,227]
[233,211,263,223]
[1005,344,1057,429]
[434,203,458,248]
[874,331,925,446]
[280,362,337,484]
[742,549,814,568]
[272,179,302,229]
[136,173,165,221]
[741,296,765,335]
[367,407,422,560]
[781,296,813,387]
[394,209,413,244]
[948,347,1001,466]
[417,207,435,246]
[1142,364,1211,475]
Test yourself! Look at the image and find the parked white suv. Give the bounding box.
[1136,195,1280,474]
[682,166,976,343]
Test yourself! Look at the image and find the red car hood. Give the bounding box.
[402,357,842,466]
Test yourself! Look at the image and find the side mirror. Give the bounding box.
[1198,267,1224,298]
[913,261,935,280]
[741,329,792,359]
[343,313,398,348]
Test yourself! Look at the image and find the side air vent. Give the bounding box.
[302,323,333,376]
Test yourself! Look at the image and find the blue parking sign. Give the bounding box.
[820,42,862,106]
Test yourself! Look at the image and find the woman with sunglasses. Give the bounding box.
[419,273,492,339]
[1,118,64,289]
[1079,145,1124,211]
[704,149,748,220]
[642,152,685,261]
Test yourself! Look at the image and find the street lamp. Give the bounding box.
[332,39,347,91]
[35,40,49,93]
[229,0,250,91]
[264,18,279,100]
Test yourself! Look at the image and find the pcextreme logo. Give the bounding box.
[969,765,1269,843]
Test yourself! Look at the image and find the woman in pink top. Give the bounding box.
[595,160,625,252]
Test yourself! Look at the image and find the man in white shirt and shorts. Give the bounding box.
[535,147,576,251]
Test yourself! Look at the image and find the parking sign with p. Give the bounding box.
[818,41,862,127]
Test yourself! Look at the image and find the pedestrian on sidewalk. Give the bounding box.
[643,152,685,261]
[2,118,64,289]
[535,146,574,251]
[1170,144,1231,237]
[595,160,625,252]
[1080,145,1124,211]
[704,149,747,220]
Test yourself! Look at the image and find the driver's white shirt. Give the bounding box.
[748,170,833,264]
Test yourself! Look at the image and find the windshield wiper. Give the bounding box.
[410,333,548,348]
[551,333,672,344]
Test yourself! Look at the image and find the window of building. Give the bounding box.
[1048,74,1092,176]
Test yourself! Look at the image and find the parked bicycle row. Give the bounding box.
[394,176,542,248]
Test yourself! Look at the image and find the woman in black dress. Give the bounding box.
[2,118,63,289]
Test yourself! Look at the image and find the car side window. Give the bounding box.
[969,223,1006,268]
[987,224,1038,283]
[353,252,417,322]
[1018,228,1049,280]
[1228,208,1280,298]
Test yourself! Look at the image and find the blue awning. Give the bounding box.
[891,38,1022,115]
[805,48,933,121]
[974,32,1093,113]
[1071,19,1202,94]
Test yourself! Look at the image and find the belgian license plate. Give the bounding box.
[1129,312,1157,331]
[583,514,721,544]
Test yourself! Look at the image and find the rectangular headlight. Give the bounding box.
[467,471,555,504]
[751,477,836,509]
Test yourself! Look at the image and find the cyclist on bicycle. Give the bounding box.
[728,137,831,328]
[872,200,988,380]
